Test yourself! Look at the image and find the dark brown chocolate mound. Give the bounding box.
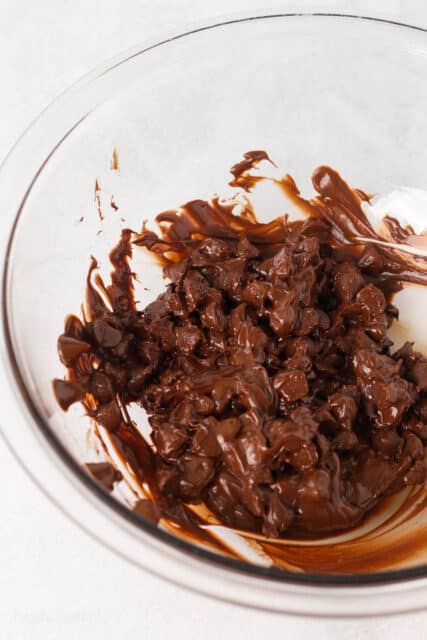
[53,156,427,538]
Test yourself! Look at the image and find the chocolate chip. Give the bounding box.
[86,461,122,491]
[90,371,114,403]
[53,379,85,410]
[133,499,160,524]
[95,400,122,431]
[92,319,123,348]
[57,335,91,366]
[273,370,309,402]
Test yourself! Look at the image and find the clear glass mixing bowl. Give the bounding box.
[2,12,427,617]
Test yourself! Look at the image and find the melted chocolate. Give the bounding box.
[54,152,427,558]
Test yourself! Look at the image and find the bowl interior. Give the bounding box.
[4,13,427,582]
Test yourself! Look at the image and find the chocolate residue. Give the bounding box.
[110,195,119,212]
[94,179,104,222]
[86,461,122,492]
[111,148,120,172]
[53,152,427,573]
[229,150,275,190]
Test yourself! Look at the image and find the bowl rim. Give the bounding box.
[3,10,427,606]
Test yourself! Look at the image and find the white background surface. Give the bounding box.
[2,1,427,638]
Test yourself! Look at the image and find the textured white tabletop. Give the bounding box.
[2,1,427,638]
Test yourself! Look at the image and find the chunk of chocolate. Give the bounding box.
[53,379,85,410]
[86,461,122,491]
[57,335,91,366]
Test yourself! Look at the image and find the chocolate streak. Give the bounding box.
[54,152,427,572]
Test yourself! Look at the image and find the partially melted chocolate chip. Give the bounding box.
[86,461,122,492]
[53,379,85,410]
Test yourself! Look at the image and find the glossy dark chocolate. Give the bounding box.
[54,152,427,542]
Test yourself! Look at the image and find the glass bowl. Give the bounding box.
[2,12,427,617]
